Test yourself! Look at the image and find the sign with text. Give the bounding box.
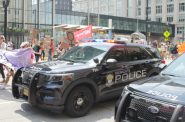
[74,25,92,42]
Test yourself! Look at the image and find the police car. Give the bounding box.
[114,53,185,122]
[12,39,162,117]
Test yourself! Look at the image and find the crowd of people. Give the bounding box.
[0,35,70,89]
[1,34,184,90]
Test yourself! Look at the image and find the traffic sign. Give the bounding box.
[163,31,171,38]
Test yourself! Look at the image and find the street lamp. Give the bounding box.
[146,0,149,44]
[2,0,10,42]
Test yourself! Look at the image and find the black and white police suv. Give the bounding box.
[12,39,163,117]
[115,53,185,122]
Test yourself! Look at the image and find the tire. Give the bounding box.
[65,85,94,117]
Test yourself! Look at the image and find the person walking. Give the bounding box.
[48,38,55,61]
[33,41,41,62]
[0,35,7,83]
[40,41,45,61]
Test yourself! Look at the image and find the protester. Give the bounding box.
[40,41,45,61]
[33,41,41,62]
[20,41,35,64]
[170,44,178,59]
[0,35,7,83]
[56,41,68,56]
[48,38,55,61]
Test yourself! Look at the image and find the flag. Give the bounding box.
[0,48,33,70]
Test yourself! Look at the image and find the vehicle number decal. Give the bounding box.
[147,90,178,100]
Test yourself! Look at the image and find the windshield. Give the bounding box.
[58,45,106,63]
[161,53,185,77]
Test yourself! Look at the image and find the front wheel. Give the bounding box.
[65,86,94,117]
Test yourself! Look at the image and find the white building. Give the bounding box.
[72,0,185,40]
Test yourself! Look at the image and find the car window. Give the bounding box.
[126,47,146,61]
[161,53,185,77]
[106,47,127,62]
[140,47,153,59]
[58,46,105,62]
[144,47,161,59]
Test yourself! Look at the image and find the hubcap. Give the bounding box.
[77,97,84,106]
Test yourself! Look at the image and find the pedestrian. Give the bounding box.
[171,44,178,59]
[20,41,35,64]
[40,41,45,61]
[48,38,55,61]
[33,41,41,62]
[0,35,7,84]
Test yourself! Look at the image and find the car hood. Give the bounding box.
[29,60,93,73]
[128,75,185,104]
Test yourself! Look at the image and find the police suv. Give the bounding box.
[12,39,162,117]
[115,53,185,122]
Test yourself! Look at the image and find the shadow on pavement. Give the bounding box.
[14,99,117,122]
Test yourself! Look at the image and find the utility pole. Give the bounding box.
[3,0,10,42]
[146,0,149,44]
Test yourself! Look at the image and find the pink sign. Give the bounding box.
[74,25,92,42]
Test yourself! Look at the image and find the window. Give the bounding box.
[137,8,141,16]
[156,0,162,4]
[148,0,151,5]
[148,7,151,15]
[137,0,141,6]
[179,14,185,22]
[156,17,162,22]
[107,48,127,62]
[156,6,162,14]
[167,16,173,22]
[127,47,147,61]
[177,27,184,34]
[179,3,185,12]
[167,0,173,2]
[167,4,174,13]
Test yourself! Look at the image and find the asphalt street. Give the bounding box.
[0,88,116,122]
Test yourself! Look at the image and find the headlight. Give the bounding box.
[39,73,74,85]
[48,73,74,82]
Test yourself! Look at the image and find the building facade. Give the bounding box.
[73,0,185,41]
[0,0,175,48]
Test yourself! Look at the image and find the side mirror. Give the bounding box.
[106,59,117,63]
[93,58,99,64]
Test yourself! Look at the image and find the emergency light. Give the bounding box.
[80,39,126,44]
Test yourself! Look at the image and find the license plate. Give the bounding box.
[23,88,29,96]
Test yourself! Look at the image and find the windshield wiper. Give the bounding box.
[161,73,179,77]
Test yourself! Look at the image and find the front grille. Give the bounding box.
[128,95,175,121]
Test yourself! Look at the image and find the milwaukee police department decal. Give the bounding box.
[106,74,114,87]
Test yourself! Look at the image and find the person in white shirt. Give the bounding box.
[0,35,7,85]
